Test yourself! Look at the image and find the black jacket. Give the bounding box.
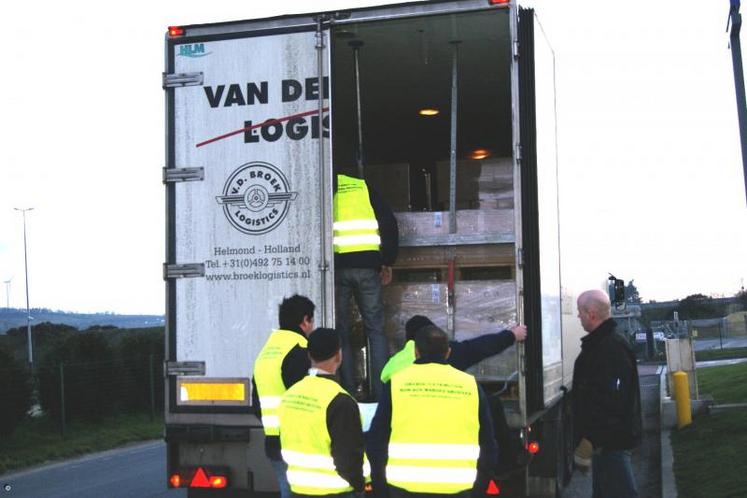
[571,318,642,451]
[334,177,399,270]
[318,374,367,492]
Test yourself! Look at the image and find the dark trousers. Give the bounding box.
[591,449,638,498]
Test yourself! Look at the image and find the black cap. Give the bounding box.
[307,328,341,362]
[405,315,435,340]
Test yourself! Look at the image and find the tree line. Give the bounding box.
[0,324,164,437]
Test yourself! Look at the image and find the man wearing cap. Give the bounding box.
[253,295,316,498]
[278,327,367,497]
[366,325,497,498]
[378,315,528,477]
[333,173,399,400]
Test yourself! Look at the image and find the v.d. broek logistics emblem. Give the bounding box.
[216,161,298,235]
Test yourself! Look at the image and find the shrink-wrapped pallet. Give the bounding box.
[380,280,517,380]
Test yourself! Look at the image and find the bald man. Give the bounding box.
[571,290,642,498]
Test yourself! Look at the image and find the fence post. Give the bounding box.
[149,353,155,422]
[59,363,66,437]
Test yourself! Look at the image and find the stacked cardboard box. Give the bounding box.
[363,162,410,211]
[395,209,514,240]
[436,158,513,210]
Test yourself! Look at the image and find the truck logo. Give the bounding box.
[178,43,211,58]
[216,161,298,235]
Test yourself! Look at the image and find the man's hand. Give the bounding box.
[574,438,593,474]
[379,265,393,286]
[511,324,527,342]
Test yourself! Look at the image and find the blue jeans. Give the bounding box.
[335,267,388,400]
[270,457,291,498]
[592,449,638,498]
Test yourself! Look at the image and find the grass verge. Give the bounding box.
[671,362,747,497]
[697,361,747,404]
[695,346,747,362]
[0,412,162,475]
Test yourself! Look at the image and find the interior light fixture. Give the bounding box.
[469,148,491,160]
[418,108,439,116]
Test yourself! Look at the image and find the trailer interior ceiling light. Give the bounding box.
[168,26,185,37]
[418,108,439,116]
[469,148,491,160]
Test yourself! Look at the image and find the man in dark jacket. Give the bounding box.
[379,315,528,476]
[252,295,315,498]
[366,325,497,498]
[278,327,367,496]
[572,289,642,498]
[334,173,399,401]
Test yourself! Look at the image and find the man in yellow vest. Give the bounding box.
[379,315,529,478]
[253,295,316,498]
[278,327,367,497]
[333,173,399,401]
[366,325,497,498]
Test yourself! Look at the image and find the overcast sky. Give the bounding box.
[1,0,745,315]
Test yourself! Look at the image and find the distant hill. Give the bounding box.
[0,307,164,334]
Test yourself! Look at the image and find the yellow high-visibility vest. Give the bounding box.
[380,340,416,383]
[278,375,370,495]
[253,329,307,436]
[333,175,381,254]
[388,363,480,494]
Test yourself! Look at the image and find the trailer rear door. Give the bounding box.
[165,24,333,416]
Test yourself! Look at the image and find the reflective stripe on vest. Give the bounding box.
[380,340,416,383]
[279,375,367,495]
[253,329,307,436]
[333,174,380,254]
[387,363,480,494]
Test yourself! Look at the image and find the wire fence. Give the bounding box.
[31,354,164,436]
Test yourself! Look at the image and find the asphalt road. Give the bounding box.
[1,441,184,498]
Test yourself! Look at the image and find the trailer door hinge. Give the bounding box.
[163,167,204,183]
[517,247,524,268]
[162,72,204,89]
[164,263,205,279]
[165,361,206,376]
[515,144,523,165]
[513,40,520,60]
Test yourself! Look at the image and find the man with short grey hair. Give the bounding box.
[572,289,642,498]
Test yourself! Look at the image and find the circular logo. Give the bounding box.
[216,161,298,235]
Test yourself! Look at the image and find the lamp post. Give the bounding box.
[14,207,34,369]
[3,277,11,309]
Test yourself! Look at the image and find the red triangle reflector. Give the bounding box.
[487,479,500,495]
[191,467,211,488]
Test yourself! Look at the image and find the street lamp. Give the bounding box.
[14,207,34,369]
[3,277,11,309]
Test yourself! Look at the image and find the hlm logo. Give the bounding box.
[178,43,211,58]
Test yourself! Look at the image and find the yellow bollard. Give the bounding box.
[673,370,692,429]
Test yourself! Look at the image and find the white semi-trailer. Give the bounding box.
[163,1,584,496]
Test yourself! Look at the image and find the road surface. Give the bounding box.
[1,441,183,498]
